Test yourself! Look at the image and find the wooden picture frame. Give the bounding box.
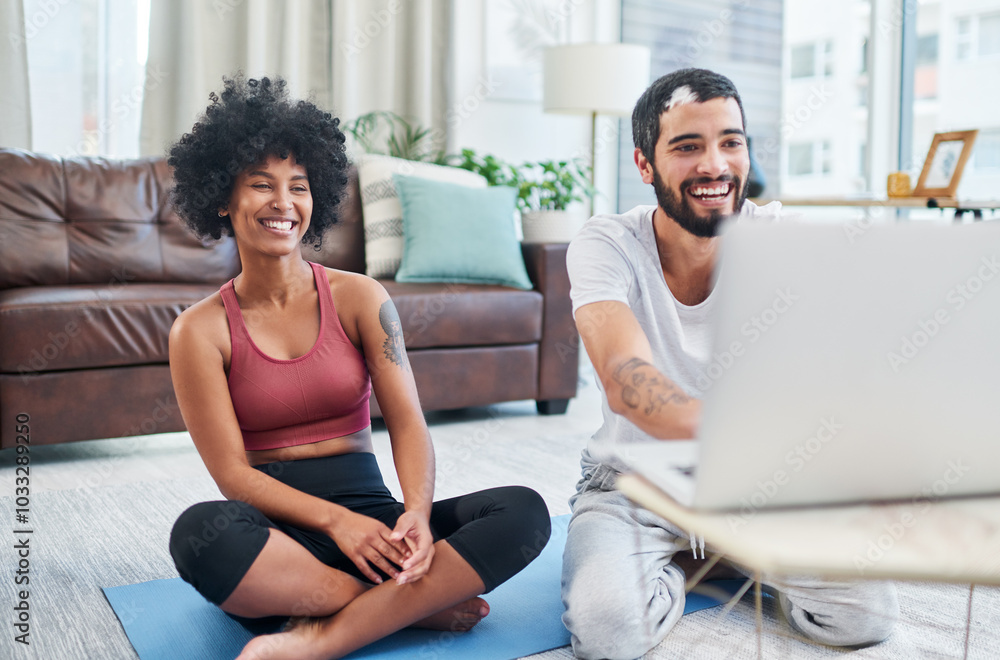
[912,129,978,198]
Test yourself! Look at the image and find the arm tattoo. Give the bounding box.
[612,358,690,415]
[378,300,409,371]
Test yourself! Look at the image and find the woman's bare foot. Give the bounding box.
[234,598,490,659]
[412,597,490,632]
[235,616,329,660]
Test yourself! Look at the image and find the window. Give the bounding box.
[787,141,831,177]
[790,41,833,79]
[619,0,999,205]
[974,130,1000,171]
[980,12,1000,57]
[914,34,938,100]
[23,0,151,157]
[957,12,1000,60]
[788,143,814,176]
[914,2,1000,200]
[618,0,783,208]
[790,44,815,79]
[957,17,973,59]
[822,41,834,76]
[916,34,938,65]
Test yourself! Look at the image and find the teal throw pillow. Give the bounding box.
[392,174,533,290]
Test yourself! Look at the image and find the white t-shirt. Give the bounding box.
[567,201,782,469]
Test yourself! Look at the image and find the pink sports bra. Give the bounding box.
[220,261,371,451]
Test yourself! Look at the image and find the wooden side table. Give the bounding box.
[616,474,1000,659]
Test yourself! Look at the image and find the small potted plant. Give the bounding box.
[343,110,448,164]
[515,158,594,243]
[452,149,594,243]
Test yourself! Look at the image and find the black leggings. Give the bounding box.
[169,453,551,606]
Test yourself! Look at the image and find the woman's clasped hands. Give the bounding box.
[327,509,435,586]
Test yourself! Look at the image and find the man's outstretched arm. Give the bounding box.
[576,300,701,439]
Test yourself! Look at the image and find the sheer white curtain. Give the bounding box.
[1,0,32,149]
[139,0,330,156]
[140,0,450,157]
[329,0,450,138]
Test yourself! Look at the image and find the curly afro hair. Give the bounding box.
[168,74,348,248]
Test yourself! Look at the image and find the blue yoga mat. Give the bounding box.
[104,515,744,660]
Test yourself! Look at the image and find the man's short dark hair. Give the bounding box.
[168,74,349,248]
[631,68,746,161]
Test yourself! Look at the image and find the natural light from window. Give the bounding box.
[782,0,1000,212]
[25,0,151,158]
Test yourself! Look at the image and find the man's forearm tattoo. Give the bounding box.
[612,358,690,416]
[378,300,409,371]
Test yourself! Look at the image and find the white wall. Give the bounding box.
[448,0,625,216]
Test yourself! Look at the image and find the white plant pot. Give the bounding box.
[520,210,587,244]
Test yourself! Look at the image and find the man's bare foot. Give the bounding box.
[412,597,490,632]
[235,616,329,660]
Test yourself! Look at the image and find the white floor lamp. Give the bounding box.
[542,43,651,215]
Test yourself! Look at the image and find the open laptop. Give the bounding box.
[615,219,1000,511]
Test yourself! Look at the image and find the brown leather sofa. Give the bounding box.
[0,149,578,449]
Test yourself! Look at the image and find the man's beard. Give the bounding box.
[652,168,749,238]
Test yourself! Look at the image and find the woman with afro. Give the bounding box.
[166,75,550,659]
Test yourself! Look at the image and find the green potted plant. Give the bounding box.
[342,110,448,164]
[515,158,594,243]
[451,149,595,243]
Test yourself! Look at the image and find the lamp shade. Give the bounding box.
[543,43,651,116]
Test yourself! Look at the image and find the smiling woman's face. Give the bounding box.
[222,154,313,256]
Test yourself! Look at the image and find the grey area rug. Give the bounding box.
[2,477,999,659]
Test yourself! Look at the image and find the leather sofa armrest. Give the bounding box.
[521,243,579,406]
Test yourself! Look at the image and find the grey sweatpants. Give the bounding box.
[560,463,900,660]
